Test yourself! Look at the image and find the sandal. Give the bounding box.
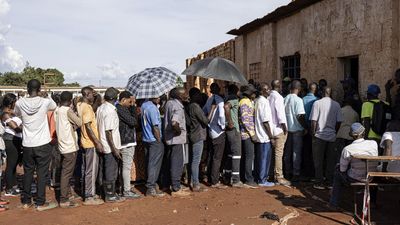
[0,199,9,205]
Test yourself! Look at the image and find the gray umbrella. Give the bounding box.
[182,57,248,84]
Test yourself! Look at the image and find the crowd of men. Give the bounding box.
[0,71,399,212]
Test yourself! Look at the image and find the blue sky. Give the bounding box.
[0,0,291,87]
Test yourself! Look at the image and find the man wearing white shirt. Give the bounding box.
[97,87,125,203]
[269,80,290,186]
[255,84,275,187]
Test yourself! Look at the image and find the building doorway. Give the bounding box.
[341,56,359,91]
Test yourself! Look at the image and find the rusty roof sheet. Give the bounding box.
[227,0,323,36]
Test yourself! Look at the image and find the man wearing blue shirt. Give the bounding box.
[284,81,307,182]
[141,98,165,197]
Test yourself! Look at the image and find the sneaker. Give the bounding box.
[210,182,228,189]
[59,201,80,209]
[0,205,8,212]
[83,197,105,206]
[146,189,165,197]
[36,202,58,212]
[277,178,292,187]
[258,181,275,187]
[123,191,142,199]
[243,182,259,189]
[171,189,191,197]
[192,185,208,192]
[313,183,326,190]
[5,189,20,197]
[105,195,125,203]
[231,181,245,188]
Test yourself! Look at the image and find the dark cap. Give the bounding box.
[104,87,120,101]
[367,84,381,96]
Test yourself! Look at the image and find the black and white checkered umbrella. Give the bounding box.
[126,67,178,99]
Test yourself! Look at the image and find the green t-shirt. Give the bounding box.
[228,99,240,132]
[361,99,389,139]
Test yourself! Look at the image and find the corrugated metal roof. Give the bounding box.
[227,0,323,36]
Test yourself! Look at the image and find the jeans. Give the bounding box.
[121,146,135,192]
[283,131,303,177]
[21,143,52,206]
[144,141,164,190]
[241,138,255,184]
[226,129,242,183]
[255,142,272,183]
[209,133,226,185]
[60,152,78,203]
[4,137,22,190]
[190,141,203,186]
[329,168,377,207]
[103,153,119,183]
[82,148,99,198]
[272,133,287,180]
[312,137,338,184]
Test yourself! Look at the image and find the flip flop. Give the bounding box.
[0,199,9,205]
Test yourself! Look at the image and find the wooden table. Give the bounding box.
[352,155,400,225]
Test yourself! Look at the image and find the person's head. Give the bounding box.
[366,84,380,100]
[81,86,95,103]
[2,93,17,109]
[210,83,220,95]
[51,93,61,106]
[240,84,256,100]
[189,87,203,105]
[271,80,281,91]
[27,79,41,96]
[300,78,308,91]
[169,87,186,102]
[260,83,271,97]
[322,86,332,98]
[395,68,400,84]
[342,96,353,107]
[309,82,318,94]
[119,91,133,108]
[60,91,73,107]
[104,87,120,103]
[318,79,328,88]
[341,77,356,91]
[290,80,302,95]
[350,123,365,140]
[150,97,160,105]
[227,84,239,97]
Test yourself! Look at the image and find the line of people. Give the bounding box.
[0,73,399,212]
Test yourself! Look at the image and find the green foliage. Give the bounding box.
[0,64,79,87]
[176,76,184,87]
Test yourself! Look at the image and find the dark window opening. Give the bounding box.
[281,54,301,79]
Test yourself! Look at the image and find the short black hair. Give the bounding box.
[27,79,41,94]
[104,87,120,101]
[227,84,239,95]
[189,87,201,99]
[60,91,73,103]
[51,93,61,104]
[210,83,220,95]
[2,93,17,108]
[290,80,302,90]
[81,86,94,97]
[119,91,133,101]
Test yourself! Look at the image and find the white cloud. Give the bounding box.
[0,0,24,73]
[98,61,128,80]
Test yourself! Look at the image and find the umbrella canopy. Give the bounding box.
[182,57,248,84]
[126,67,178,99]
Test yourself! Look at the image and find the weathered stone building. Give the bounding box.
[186,0,400,100]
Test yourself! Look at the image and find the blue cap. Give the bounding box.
[351,123,365,136]
[367,84,381,95]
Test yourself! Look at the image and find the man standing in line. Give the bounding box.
[310,87,343,189]
[203,83,226,188]
[15,79,58,211]
[269,80,291,186]
[283,80,307,182]
[254,83,275,187]
[238,84,258,188]
[141,97,165,197]
[164,87,191,197]
[116,91,142,199]
[97,88,125,203]
[77,86,104,205]
[224,84,244,188]
[55,91,82,208]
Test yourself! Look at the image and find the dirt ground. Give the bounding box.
[1,184,358,225]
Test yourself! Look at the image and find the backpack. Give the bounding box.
[369,101,392,135]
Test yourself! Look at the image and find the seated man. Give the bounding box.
[329,123,378,207]
[381,117,400,177]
